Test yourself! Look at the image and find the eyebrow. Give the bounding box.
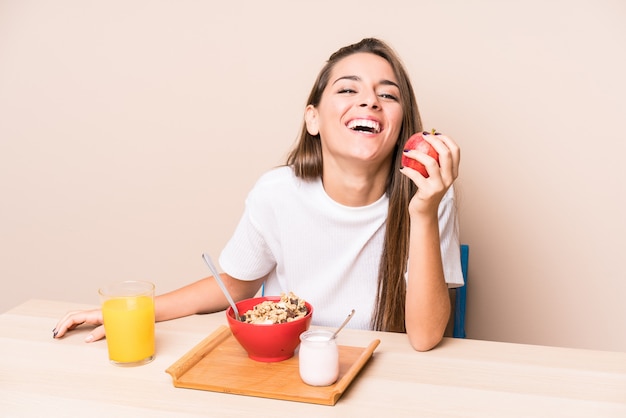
[332,75,400,89]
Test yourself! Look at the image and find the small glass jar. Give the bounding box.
[298,330,339,386]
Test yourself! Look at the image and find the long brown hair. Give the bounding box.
[286,38,422,332]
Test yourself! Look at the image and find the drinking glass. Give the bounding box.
[99,280,155,366]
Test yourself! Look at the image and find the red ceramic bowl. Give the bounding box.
[226,296,313,362]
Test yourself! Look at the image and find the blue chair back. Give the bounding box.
[453,244,470,338]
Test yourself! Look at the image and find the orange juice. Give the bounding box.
[102,295,155,365]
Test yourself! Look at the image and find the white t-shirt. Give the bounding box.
[219,166,463,330]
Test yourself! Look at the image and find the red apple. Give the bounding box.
[401,130,440,177]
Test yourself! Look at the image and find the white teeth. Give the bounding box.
[347,119,381,133]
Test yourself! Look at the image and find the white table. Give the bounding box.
[1,299,625,417]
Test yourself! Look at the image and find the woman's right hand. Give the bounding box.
[53,309,105,343]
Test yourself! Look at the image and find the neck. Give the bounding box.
[322,160,391,207]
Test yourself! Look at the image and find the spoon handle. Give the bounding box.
[332,309,355,339]
[202,253,241,320]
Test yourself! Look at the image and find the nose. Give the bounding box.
[359,92,380,109]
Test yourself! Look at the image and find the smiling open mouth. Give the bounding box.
[347,119,381,134]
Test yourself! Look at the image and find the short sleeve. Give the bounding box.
[219,203,277,281]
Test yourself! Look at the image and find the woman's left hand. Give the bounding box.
[400,132,460,216]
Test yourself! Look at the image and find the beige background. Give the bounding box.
[1,0,624,352]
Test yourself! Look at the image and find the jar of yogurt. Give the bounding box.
[298,330,339,386]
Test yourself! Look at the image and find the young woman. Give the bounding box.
[54,38,462,351]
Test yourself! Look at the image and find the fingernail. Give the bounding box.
[84,334,94,343]
[423,131,430,135]
[403,149,409,153]
[434,132,442,135]
[52,330,58,338]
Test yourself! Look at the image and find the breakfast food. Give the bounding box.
[240,292,308,324]
[401,129,440,178]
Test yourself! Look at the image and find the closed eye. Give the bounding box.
[379,93,398,101]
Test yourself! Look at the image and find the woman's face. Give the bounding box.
[305,52,403,170]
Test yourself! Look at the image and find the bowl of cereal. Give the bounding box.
[226,292,313,362]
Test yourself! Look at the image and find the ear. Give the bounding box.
[304,105,319,136]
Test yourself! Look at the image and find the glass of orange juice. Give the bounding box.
[99,280,155,366]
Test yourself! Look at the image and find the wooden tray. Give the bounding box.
[166,325,380,406]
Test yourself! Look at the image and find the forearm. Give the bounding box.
[154,274,265,322]
[154,277,227,322]
[405,215,451,351]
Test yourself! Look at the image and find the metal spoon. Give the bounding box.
[331,309,355,339]
[201,253,241,321]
